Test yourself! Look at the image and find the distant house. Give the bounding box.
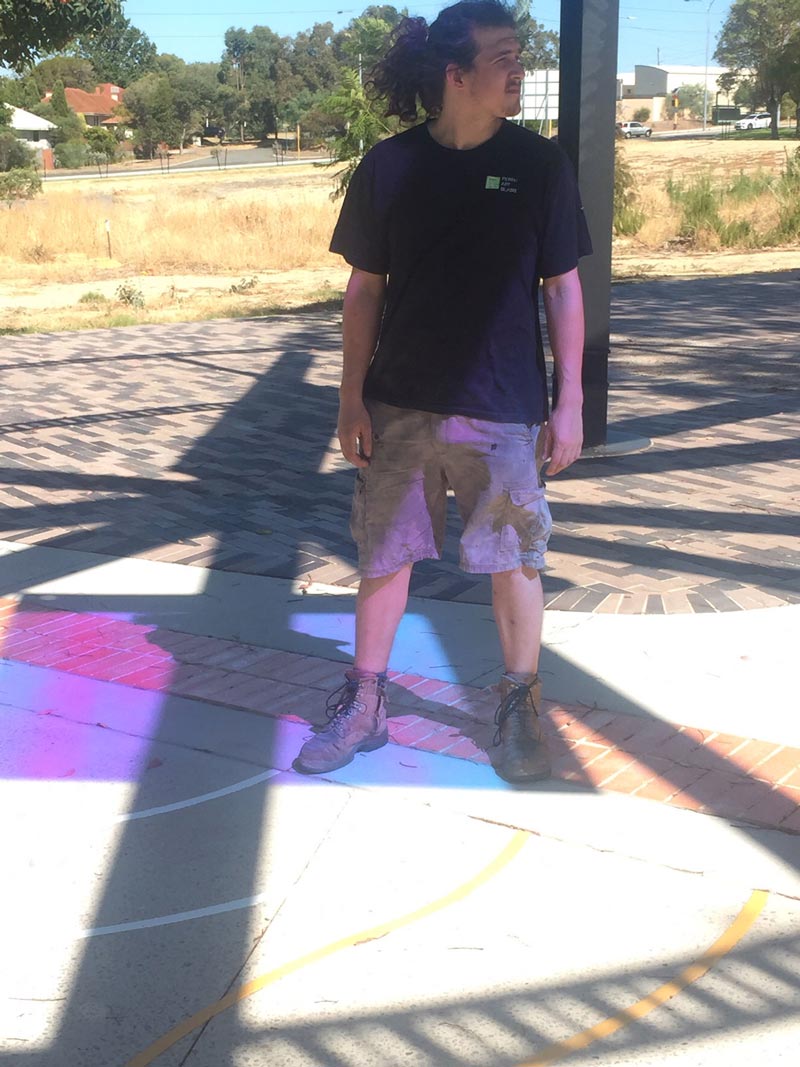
[42,82,125,127]
[616,64,738,122]
[3,103,57,167]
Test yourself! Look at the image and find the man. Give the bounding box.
[294,0,591,783]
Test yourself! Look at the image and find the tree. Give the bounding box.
[668,83,705,120]
[31,100,85,146]
[219,24,298,139]
[85,125,116,159]
[154,55,221,148]
[0,168,41,204]
[0,0,119,70]
[123,73,181,157]
[33,57,97,94]
[169,61,227,148]
[50,79,70,118]
[70,9,157,87]
[334,13,399,76]
[0,99,9,128]
[0,129,34,170]
[291,23,340,96]
[716,0,800,139]
[0,73,41,110]
[514,0,559,69]
[323,68,396,196]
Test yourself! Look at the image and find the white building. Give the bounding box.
[4,103,57,154]
[629,64,730,100]
[521,63,740,126]
[617,64,738,122]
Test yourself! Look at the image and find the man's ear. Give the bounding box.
[444,62,466,89]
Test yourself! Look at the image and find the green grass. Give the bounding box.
[101,312,143,328]
[665,148,800,247]
[727,127,799,141]
[724,170,773,201]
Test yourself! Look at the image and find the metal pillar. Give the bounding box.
[558,0,620,447]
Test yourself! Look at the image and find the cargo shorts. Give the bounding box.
[350,400,552,578]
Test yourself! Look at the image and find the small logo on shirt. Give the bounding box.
[485,175,518,193]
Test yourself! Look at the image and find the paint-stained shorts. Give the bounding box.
[351,400,552,578]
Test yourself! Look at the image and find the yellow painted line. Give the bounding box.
[127,839,768,1067]
[125,828,529,1067]
[518,887,769,1066]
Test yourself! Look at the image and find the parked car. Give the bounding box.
[734,112,772,130]
[616,121,652,138]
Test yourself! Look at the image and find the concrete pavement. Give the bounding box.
[1,270,799,1065]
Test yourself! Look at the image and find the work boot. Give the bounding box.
[493,673,551,784]
[293,669,389,775]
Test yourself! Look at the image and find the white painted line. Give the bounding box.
[78,889,275,939]
[113,768,282,824]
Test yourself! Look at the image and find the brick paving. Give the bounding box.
[0,270,798,614]
[3,598,800,834]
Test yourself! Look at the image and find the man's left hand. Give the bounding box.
[543,404,583,476]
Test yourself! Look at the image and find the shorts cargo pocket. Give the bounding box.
[349,472,367,544]
[500,485,552,554]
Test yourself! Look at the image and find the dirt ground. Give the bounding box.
[1,138,799,333]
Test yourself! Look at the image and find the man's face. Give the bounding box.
[460,27,524,118]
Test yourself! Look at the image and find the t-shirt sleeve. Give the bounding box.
[537,149,593,280]
[329,152,389,275]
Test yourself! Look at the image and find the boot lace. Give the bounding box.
[493,681,536,747]
[323,675,385,738]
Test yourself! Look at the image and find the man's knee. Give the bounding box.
[491,565,542,586]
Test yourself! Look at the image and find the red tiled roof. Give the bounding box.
[43,83,125,119]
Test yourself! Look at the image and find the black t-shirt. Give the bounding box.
[329,119,592,424]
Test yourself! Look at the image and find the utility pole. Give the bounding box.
[559,0,620,447]
[684,0,717,131]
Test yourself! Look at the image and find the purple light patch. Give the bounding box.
[0,660,168,781]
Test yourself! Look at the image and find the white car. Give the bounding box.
[734,112,772,130]
[617,120,652,138]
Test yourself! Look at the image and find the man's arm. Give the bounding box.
[338,266,387,468]
[541,267,585,475]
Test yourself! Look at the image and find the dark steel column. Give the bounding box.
[559,0,620,447]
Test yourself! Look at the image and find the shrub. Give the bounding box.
[24,241,52,262]
[766,146,800,242]
[0,168,42,204]
[613,139,643,236]
[78,290,108,304]
[85,127,117,161]
[0,130,35,172]
[229,276,258,293]
[666,176,724,241]
[633,107,650,123]
[54,142,91,169]
[116,282,145,308]
[725,170,772,201]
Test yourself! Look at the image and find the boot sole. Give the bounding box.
[292,728,389,776]
[494,763,551,785]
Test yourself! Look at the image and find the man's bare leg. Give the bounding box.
[490,565,544,675]
[293,564,411,774]
[490,565,550,782]
[354,563,413,673]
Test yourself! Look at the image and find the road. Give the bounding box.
[43,148,331,183]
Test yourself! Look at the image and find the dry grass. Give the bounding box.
[0,165,341,283]
[1,142,799,332]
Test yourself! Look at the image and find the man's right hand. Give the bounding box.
[338,396,372,468]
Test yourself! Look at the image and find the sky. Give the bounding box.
[122,0,731,74]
